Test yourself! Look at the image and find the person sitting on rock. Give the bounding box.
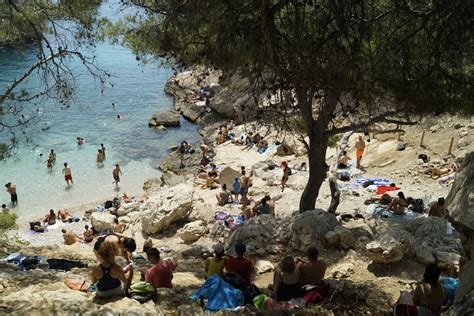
[144,247,177,289]
[253,197,270,216]
[122,193,132,204]
[62,229,81,245]
[112,218,127,234]
[92,240,133,298]
[428,197,446,218]
[83,225,94,243]
[387,192,407,214]
[257,138,268,154]
[297,247,327,286]
[338,151,351,168]
[216,184,233,206]
[205,243,226,278]
[413,264,444,315]
[44,209,57,225]
[225,242,254,286]
[265,195,275,216]
[94,234,137,264]
[273,256,303,301]
[208,163,219,178]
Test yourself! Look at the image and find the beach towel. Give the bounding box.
[355,178,392,186]
[64,278,90,292]
[190,275,245,311]
[376,185,401,195]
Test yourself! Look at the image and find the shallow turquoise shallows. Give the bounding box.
[0,0,201,222]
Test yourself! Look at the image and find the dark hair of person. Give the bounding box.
[423,263,441,288]
[398,192,406,200]
[222,184,227,190]
[241,170,246,175]
[123,238,137,252]
[307,247,319,261]
[280,256,296,273]
[50,209,55,215]
[261,198,267,205]
[85,225,89,229]
[264,195,271,201]
[343,151,347,155]
[146,247,160,260]
[438,197,445,206]
[2,204,6,208]
[114,218,119,224]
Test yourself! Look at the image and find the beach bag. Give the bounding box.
[397,143,406,151]
[190,275,244,311]
[411,199,425,213]
[418,154,429,163]
[339,171,350,181]
[104,200,113,209]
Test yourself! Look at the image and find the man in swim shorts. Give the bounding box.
[355,135,366,169]
[5,182,18,205]
[113,164,122,186]
[62,162,73,185]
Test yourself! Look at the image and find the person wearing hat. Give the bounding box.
[205,243,226,278]
[225,242,254,285]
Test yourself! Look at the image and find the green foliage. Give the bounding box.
[0,143,7,159]
[328,134,342,148]
[0,213,17,232]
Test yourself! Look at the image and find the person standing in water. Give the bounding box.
[62,163,73,185]
[5,182,17,205]
[97,149,105,166]
[101,144,106,159]
[113,164,122,186]
[49,149,56,164]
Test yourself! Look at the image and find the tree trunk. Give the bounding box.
[298,90,338,213]
[327,131,353,214]
[299,123,329,212]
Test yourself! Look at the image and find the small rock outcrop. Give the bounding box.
[325,226,355,249]
[178,220,208,243]
[148,111,181,128]
[141,184,194,234]
[276,209,338,252]
[366,230,413,264]
[446,152,474,304]
[254,260,275,275]
[91,212,116,232]
[229,215,280,256]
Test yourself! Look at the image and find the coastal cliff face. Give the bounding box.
[446,152,474,314]
[164,66,265,125]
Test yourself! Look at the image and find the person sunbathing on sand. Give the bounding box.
[62,229,82,245]
[58,209,73,222]
[425,162,459,179]
[122,193,131,204]
[387,192,407,214]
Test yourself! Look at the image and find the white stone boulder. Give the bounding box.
[366,230,413,264]
[276,209,338,251]
[330,263,355,279]
[148,111,180,127]
[116,201,140,217]
[254,260,275,275]
[229,215,279,256]
[141,184,194,234]
[325,226,355,249]
[91,212,116,232]
[178,220,208,243]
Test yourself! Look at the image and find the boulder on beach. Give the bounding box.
[218,167,241,192]
[141,183,194,234]
[91,212,116,232]
[148,111,181,128]
[366,230,413,264]
[275,142,295,156]
[178,220,208,243]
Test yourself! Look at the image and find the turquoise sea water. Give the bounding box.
[0,1,200,222]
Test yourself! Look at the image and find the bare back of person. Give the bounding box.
[298,260,327,285]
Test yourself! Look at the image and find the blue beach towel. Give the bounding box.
[190,275,245,311]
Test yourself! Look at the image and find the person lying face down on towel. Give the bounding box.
[94,233,137,264]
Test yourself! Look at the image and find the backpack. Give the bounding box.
[104,200,113,209]
[418,154,429,163]
[287,167,292,176]
[411,199,425,213]
[397,143,406,151]
[339,171,350,181]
